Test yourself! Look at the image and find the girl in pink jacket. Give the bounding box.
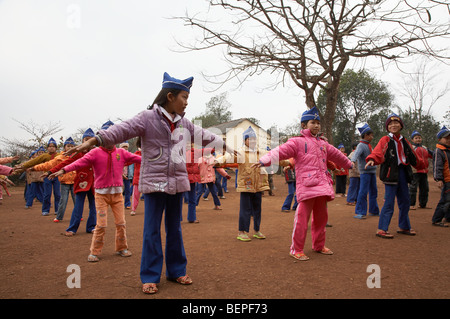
[50,121,141,262]
[257,107,352,261]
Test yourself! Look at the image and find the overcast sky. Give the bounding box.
[1,0,449,149]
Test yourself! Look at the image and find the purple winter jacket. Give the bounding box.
[96,105,224,195]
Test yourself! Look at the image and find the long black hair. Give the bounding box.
[147,88,183,110]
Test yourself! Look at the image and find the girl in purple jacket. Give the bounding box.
[256,106,352,261]
[64,73,226,294]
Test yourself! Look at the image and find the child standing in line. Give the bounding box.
[130,138,142,216]
[431,126,450,227]
[24,149,44,208]
[409,130,433,210]
[346,142,360,206]
[216,126,270,242]
[365,113,423,238]
[120,141,133,210]
[48,129,98,236]
[334,143,349,197]
[256,107,352,261]
[15,138,61,216]
[33,137,77,222]
[281,160,298,212]
[63,72,229,294]
[196,150,229,210]
[50,121,141,262]
[351,124,379,219]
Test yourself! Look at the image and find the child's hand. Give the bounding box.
[64,137,97,157]
[48,170,64,180]
[437,180,443,189]
[365,160,375,169]
[251,163,262,169]
[226,175,231,180]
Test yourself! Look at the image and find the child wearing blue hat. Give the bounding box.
[256,106,352,261]
[14,137,61,216]
[48,128,98,236]
[431,126,450,227]
[334,143,349,197]
[62,72,231,294]
[351,123,379,219]
[409,130,433,210]
[216,126,270,241]
[33,137,77,222]
[366,113,424,238]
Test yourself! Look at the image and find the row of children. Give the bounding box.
[2,71,449,295]
[331,118,450,236]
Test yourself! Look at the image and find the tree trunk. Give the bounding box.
[323,79,340,145]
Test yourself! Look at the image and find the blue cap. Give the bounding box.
[301,106,320,122]
[162,72,194,93]
[358,123,373,136]
[82,128,95,139]
[64,137,75,145]
[100,120,114,131]
[37,146,46,152]
[243,126,257,140]
[337,143,345,149]
[437,126,450,139]
[47,137,57,147]
[411,130,421,139]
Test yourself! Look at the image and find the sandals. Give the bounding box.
[169,275,193,285]
[316,247,334,255]
[87,254,99,262]
[116,249,132,257]
[290,252,310,261]
[142,283,158,294]
[64,231,75,237]
[432,222,449,227]
[376,230,394,239]
[397,229,416,236]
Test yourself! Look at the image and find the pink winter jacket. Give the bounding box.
[259,129,352,202]
[198,155,228,184]
[0,164,13,176]
[62,146,141,189]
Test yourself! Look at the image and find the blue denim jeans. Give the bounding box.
[66,191,97,234]
[355,173,379,216]
[282,182,298,210]
[55,183,75,220]
[42,177,61,214]
[140,192,186,284]
[378,165,411,231]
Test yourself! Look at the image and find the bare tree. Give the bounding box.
[0,119,63,157]
[176,0,450,141]
[398,57,449,126]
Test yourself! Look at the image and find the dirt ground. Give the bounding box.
[0,173,449,302]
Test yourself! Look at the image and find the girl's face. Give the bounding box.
[387,120,402,135]
[165,90,189,115]
[304,119,321,135]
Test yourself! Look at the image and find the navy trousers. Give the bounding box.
[140,192,187,284]
[239,192,262,232]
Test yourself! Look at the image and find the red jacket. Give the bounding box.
[411,144,432,174]
[50,152,94,194]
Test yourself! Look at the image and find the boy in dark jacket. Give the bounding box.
[431,126,450,227]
